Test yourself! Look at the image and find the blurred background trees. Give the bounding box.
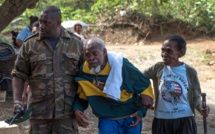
[0,0,214,34]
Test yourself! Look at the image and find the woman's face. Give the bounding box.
[161,40,184,67]
[75,25,82,34]
[31,26,39,35]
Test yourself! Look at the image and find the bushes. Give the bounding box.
[0,37,10,44]
[1,0,214,35]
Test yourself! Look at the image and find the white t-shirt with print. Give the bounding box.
[155,64,194,119]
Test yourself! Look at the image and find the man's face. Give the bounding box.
[39,12,58,38]
[161,40,183,67]
[84,44,106,69]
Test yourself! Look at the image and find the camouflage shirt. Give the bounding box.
[12,28,84,119]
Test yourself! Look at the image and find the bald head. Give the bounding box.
[84,37,107,70]
[41,6,61,21]
[85,37,106,51]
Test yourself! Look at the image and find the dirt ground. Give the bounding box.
[0,28,215,133]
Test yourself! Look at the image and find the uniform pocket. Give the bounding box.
[64,85,76,98]
[29,53,46,79]
[63,52,80,75]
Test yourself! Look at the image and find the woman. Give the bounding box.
[31,21,39,35]
[16,16,38,48]
[74,23,86,44]
[143,35,210,134]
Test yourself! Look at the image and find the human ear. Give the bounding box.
[179,49,185,58]
[57,20,61,27]
[103,48,107,56]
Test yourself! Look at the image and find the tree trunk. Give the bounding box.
[0,0,39,33]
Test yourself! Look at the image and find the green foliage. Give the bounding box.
[153,0,215,34]
[18,0,99,25]
[0,0,4,5]
[189,0,215,33]
[89,0,214,34]
[60,7,74,22]
[0,37,10,44]
[91,0,126,14]
[1,0,215,35]
[1,25,25,34]
[90,27,101,32]
[69,9,97,23]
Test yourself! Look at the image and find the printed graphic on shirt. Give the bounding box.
[155,65,194,119]
[92,79,105,90]
[161,81,182,110]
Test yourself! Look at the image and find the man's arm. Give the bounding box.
[141,94,153,109]
[122,58,154,108]
[13,76,25,110]
[130,112,141,127]
[73,86,89,127]
[11,41,30,110]
[142,62,164,109]
[78,39,85,67]
[16,27,29,48]
[122,58,151,93]
[143,62,165,80]
[15,39,23,48]
[140,84,153,109]
[74,110,89,128]
[22,81,29,104]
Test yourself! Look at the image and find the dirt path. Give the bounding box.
[0,39,215,134]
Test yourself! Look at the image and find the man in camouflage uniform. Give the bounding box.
[12,6,83,134]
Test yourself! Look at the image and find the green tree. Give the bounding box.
[0,0,39,33]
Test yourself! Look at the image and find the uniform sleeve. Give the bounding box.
[136,97,147,118]
[137,109,147,118]
[78,50,85,68]
[122,58,150,94]
[73,86,89,112]
[11,42,30,81]
[77,38,85,67]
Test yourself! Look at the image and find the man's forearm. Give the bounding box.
[15,39,23,48]
[13,76,25,102]
[141,94,153,109]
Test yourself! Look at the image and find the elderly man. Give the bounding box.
[12,6,83,134]
[143,35,210,134]
[73,37,153,134]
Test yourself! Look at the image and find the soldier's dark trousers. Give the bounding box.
[29,118,78,134]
